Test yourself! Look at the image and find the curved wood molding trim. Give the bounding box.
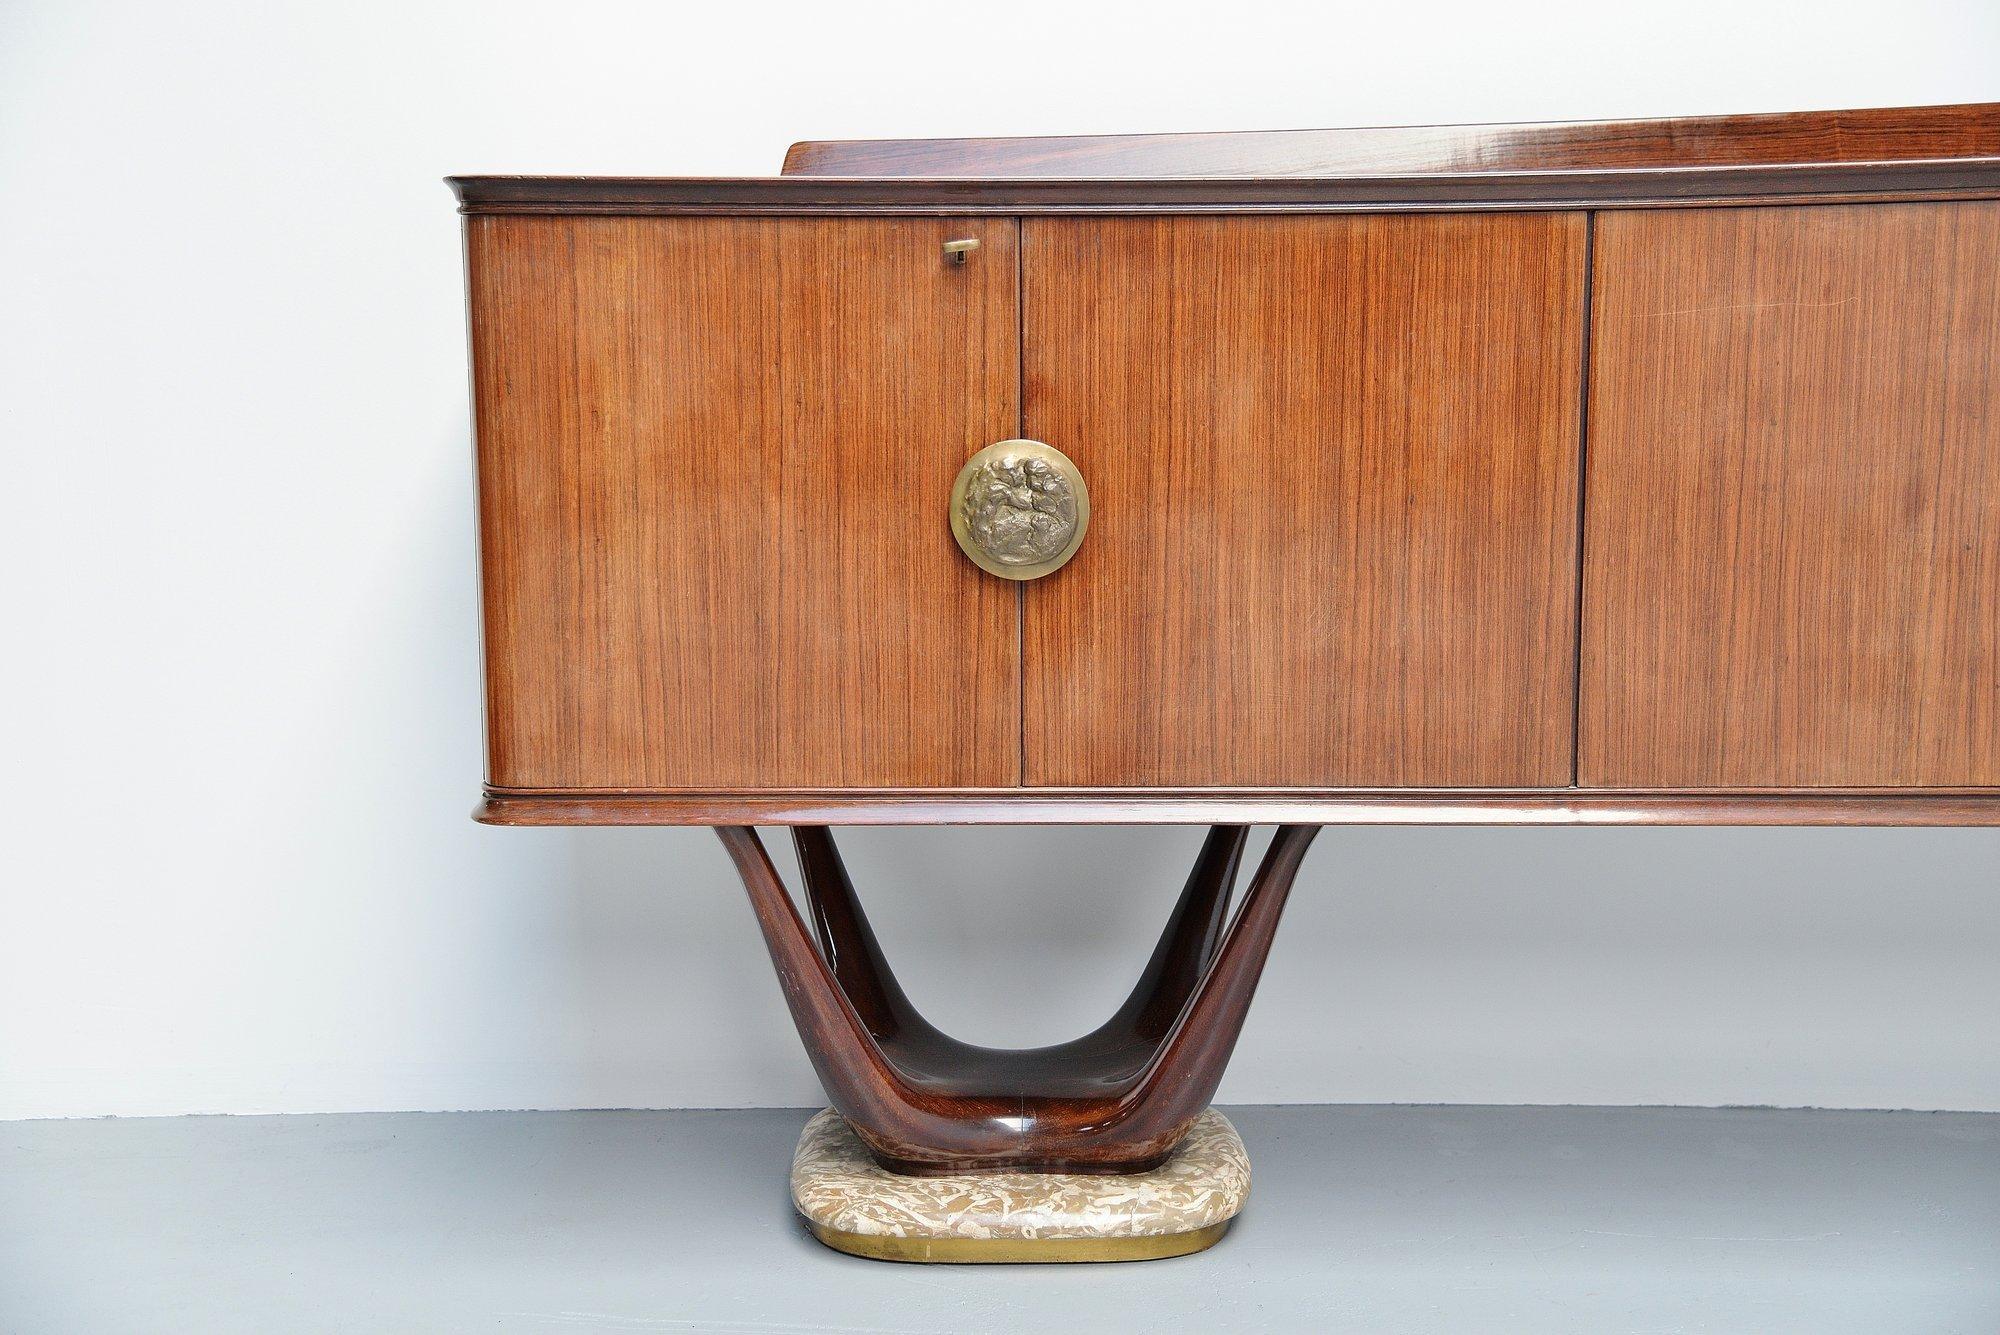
[783,103,2000,179]
[477,789,2000,827]
[452,104,2000,215]
[449,163,2000,215]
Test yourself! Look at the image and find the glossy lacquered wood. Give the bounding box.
[456,106,2000,217]
[1021,214,1585,787]
[467,215,1020,789]
[479,789,2000,825]
[719,824,1319,1173]
[1581,203,2000,788]
[450,163,2000,217]
[784,102,2000,178]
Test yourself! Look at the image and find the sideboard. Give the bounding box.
[458,103,2000,829]
[452,102,2000,1259]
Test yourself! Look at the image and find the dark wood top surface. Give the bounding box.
[782,102,2000,177]
[452,103,2000,214]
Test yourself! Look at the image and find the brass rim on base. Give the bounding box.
[806,1219,1231,1264]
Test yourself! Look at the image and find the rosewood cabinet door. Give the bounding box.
[467,216,1020,790]
[1021,215,1587,788]
[1581,204,2000,788]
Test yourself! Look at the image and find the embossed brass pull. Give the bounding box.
[949,439,1090,580]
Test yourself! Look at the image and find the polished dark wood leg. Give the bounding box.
[718,825,1319,1174]
[789,826,955,1060]
[791,824,1248,1073]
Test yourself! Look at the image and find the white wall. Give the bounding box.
[3,0,1997,1121]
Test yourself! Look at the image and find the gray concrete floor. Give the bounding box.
[2,1105,1996,1334]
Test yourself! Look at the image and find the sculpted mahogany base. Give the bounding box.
[716,824,1320,1175]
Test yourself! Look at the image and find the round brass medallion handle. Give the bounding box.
[949,439,1090,581]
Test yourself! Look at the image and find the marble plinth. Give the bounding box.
[789,1108,1250,1263]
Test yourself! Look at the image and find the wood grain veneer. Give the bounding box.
[1581,202,2000,788]
[467,215,1021,789]
[783,103,2000,179]
[1020,214,1586,788]
[455,106,2000,826]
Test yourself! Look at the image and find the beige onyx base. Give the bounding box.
[790,1108,1250,1264]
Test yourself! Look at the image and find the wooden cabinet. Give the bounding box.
[1022,215,1584,787]
[454,102,2000,824]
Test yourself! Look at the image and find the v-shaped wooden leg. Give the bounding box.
[718,824,1319,1174]
[790,824,1250,1073]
